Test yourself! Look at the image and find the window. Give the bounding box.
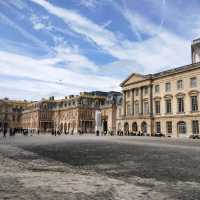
[155,85,160,93]
[135,89,139,96]
[144,102,149,114]
[165,82,171,92]
[192,120,199,134]
[141,121,147,133]
[127,102,131,115]
[191,77,197,88]
[177,80,183,90]
[191,96,198,112]
[144,87,148,95]
[132,122,138,132]
[166,121,172,134]
[135,102,139,115]
[177,97,184,113]
[155,101,160,114]
[156,122,161,133]
[177,121,186,134]
[166,99,172,113]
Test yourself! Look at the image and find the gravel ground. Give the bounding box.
[1,135,200,200]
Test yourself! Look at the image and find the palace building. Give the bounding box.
[117,38,200,137]
[0,91,122,134]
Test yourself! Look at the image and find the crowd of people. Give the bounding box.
[116,130,148,136]
[0,128,153,138]
[0,128,34,137]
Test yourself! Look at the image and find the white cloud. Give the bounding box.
[0,50,121,100]
[30,14,52,31]
[0,0,27,10]
[0,9,100,73]
[0,12,51,53]
[78,0,98,8]
[30,0,133,60]
[30,0,192,74]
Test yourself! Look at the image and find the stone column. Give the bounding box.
[131,89,135,116]
[149,84,154,136]
[140,87,143,115]
[150,84,153,117]
[123,91,126,116]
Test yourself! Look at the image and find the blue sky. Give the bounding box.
[0,0,200,100]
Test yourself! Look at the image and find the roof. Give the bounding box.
[152,62,200,79]
[120,73,148,87]
[121,62,200,87]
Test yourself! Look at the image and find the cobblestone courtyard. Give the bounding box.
[1,135,200,199]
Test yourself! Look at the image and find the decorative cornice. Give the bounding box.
[164,94,173,99]
[176,92,186,97]
[153,96,162,100]
[188,90,200,96]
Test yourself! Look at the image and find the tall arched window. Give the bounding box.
[124,122,129,132]
[132,122,138,132]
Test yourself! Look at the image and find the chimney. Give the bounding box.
[191,38,200,64]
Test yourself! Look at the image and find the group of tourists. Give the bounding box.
[116,130,148,136]
[0,128,41,138]
[51,129,74,136]
[96,130,115,136]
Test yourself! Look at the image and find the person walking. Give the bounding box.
[3,129,7,138]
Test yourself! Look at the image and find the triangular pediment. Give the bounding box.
[120,73,146,87]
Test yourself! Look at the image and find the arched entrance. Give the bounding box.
[132,122,138,132]
[141,121,147,133]
[103,120,108,132]
[124,122,129,132]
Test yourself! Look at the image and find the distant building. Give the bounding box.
[0,99,28,131]
[0,91,122,134]
[117,38,200,137]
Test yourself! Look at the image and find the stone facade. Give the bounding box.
[0,99,28,131]
[51,93,105,134]
[20,100,53,132]
[50,91,121,134]
[117,39,200,138]
[0,92,121,134]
